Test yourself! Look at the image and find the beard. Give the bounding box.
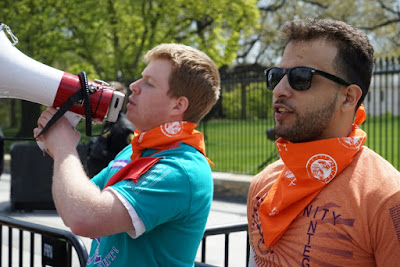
[274,94,338,143]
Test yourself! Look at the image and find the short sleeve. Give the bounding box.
[106,187,146,238]
[109,158,191,233]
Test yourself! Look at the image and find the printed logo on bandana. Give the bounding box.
[160,122,184,137]
[276,143,288,152]
[282,169,296,186]
[306,154,337,184]
[138,131,146,143]
[338,136,364,150]
[269,207,279,216]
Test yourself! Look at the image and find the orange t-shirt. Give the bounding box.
[247,146,400,266]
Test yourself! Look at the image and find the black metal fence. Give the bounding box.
[1,57,398,175]
[0,214,248,267]
[198,222,249,267]
[0,215,88,266]
[363,58,400,169]
[200,57,400,174]
[198,65,276,175]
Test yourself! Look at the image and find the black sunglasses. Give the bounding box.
[265,66,351,91]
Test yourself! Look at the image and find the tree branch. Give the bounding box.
[377,0,400,16]
[360,0,400,31]
[236,37,259,59]
[258,0,286,12]
[302,0,328,9]
[360,18,400,31]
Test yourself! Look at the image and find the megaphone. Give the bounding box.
[0,23,125,129]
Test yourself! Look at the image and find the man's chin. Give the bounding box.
[275,130,301,143]
[274,126,288,139]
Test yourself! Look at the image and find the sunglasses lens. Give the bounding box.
[266,68,285,91]
[290,67,313,91]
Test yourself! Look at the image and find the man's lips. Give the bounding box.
[128,97,136,106]
[127,100,136,110]
[274,104,293,114]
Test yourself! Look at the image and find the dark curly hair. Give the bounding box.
[280,18,374,109]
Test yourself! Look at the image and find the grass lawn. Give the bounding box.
[362,115,400,169]
[199,119,278,174]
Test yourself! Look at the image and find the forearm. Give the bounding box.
[52,149,133,238]
[52,150,102,229]
[35,108,133,237]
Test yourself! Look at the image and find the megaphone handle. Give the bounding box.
[36,111,82,152]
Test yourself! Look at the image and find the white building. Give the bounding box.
[364,73,399,116]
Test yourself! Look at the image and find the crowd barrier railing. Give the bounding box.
[0,214,249,267]
[198,222,249,267]
[0,215,88,267]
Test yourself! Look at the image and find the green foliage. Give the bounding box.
[222,81,273,120]
[246,83,273,120]
[0,0,259,134]
[222,87,241,119]
[0,0,259,80]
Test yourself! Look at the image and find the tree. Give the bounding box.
[237,0,400,65]
[57,0,260,79]
[0,0,259,136]
[0,0,74,136]
[354,0,400,57]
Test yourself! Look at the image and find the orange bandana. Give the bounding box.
[259,105,367,249]
[130,121,212,164]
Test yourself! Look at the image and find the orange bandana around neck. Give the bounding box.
[130,121,212,164]
[259,105,367,249]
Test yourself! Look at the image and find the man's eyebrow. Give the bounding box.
[142,73,157,85]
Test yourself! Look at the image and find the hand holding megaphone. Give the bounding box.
[36,111,82,152]
[0,23,125,150]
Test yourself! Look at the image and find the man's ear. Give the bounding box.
[172,96,189,115]
[341,84,362,112]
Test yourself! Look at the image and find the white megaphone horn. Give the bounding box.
[0,23,125,135]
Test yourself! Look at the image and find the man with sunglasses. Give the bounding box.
[247,18,400,266]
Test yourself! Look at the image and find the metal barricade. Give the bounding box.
[0,215,88,267]
[0,213,249,267]
[199,222,249,267]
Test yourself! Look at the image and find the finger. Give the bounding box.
[45,106,57,115]
[37,116,49,128]
[37,109,55,128]
[33,127,43,139]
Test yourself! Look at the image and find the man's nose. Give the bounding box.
[129,80,141,94]
[272,75,292,98]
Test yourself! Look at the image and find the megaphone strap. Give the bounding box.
[78,71,92,137]
[35,88,84,138]
[36,71,93,138]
